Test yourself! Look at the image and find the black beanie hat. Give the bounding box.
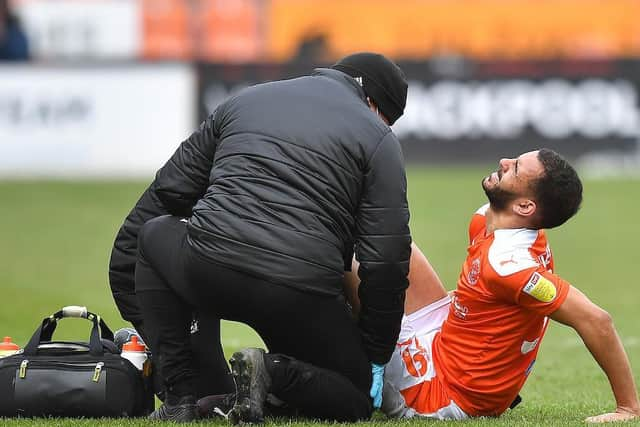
[332,52,408,125]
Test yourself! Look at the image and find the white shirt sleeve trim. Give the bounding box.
[488,228,540,276]
[475,203,490,216]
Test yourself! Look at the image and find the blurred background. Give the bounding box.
[0,3,639,410]
[2,0,640,176]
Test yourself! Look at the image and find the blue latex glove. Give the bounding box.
[370,363,385,409]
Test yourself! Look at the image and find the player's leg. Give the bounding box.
[404,242,448,315]
[382,298,466,420]
[345,242,448,316]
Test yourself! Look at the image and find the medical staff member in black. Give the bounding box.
[124,52,412,423]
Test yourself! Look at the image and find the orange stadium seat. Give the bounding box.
[142,0,192,59]
[266,0,640,61]
[194,0,261,62]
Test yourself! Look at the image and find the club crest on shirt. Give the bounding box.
[523,272,556,302]
[467,258,480,285]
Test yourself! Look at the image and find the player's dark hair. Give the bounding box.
[530,148,583,229]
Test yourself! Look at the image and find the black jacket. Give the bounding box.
[109,68,411,364]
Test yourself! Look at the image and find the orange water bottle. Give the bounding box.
[121,336,148,371]
[0,336,20,358]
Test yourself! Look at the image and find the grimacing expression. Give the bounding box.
[482,151,544,212]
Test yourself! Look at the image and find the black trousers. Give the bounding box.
[134,311,235,399]
[135,215,372,421]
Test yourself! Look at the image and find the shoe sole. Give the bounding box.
[148,403,198,422]
[229,350,264,425]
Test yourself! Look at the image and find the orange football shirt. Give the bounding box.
[432,204,570,416]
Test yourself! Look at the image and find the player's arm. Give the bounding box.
[550,286,640,423]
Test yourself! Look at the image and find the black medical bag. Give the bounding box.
[0,307,154,417]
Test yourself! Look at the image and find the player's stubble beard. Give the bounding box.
[482,174,517,213]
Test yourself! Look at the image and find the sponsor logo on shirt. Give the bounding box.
[523,272,557,302]
[467,258,480,285]
[499,254,517,267]
[452,293,469,320]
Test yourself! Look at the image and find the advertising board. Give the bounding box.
[197,59,640,163]
[0,64,195,177]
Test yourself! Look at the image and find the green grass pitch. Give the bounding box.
[0,166,639,426]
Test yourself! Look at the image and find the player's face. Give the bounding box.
[482,150,544,211]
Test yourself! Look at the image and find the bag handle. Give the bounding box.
[40,306,114,342]
[43,306,115,342]
[24,306,115,356]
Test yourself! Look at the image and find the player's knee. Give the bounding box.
[594,308,613,329]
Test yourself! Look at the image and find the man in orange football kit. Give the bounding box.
[346,148,640,423]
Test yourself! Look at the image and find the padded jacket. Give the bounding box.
[109,68,411,364]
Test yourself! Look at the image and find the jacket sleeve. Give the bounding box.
[108,188,169,326]
[355,131,411,365]
[108,114,220,325]
[150,114,221,217]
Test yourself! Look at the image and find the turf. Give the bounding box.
[0,167,639,426]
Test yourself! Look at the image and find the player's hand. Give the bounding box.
[369,363,385,409]
[585,407,640,423]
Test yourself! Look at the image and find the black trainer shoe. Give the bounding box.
[229,348,272,424]
[149,394,198,422]
[197,393,236,419]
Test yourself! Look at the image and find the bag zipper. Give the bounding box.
[19,360,28,378]
[18,360,111,383]
[92,362,104,382]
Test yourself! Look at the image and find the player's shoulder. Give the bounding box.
[468,204,489,242]
[487,228,543,276]
[474,203,490,217]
